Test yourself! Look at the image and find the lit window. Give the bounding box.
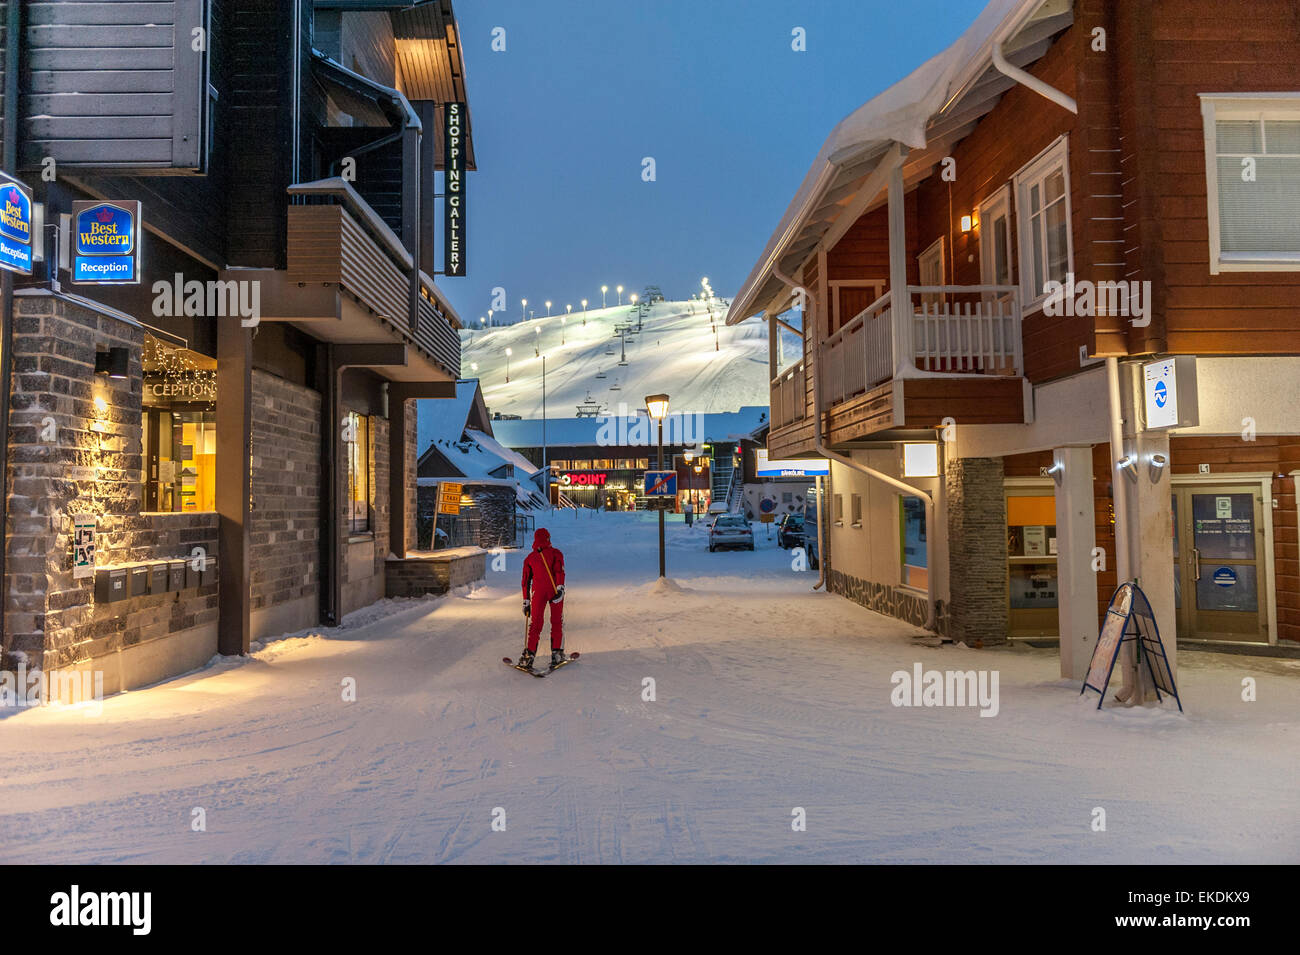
[347,411,371,534]
[1014,137,1072,307]
[1200,94,1300,273]
[901,496,928,589]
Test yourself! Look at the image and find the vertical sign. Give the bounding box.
[72,514,97,579]
[438,481,463,515]
[0,172,33,275]
[443,102,467,277]
[71,200,141,284]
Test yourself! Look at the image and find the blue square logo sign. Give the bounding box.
[644,471,676,496]
[72,200,141,285]
[0,173,33,276]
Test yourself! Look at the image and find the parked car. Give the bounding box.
[776,513,805,549]
[708,514,755,552]
[707,501,730,516]
[801,503,820,569]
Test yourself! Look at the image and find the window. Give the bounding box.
[1014,137,1072,308]
[917,238,945,310]
[850,493,862,528]
[900,495,928,590]
[1200,94,1300,273]
[977,185,1014,289]
[347,411,371,534]
[141,335,217,513]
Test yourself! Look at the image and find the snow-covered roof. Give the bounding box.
[466,428,539,476]
[417,380,487,450]
[726,0,1072,325]
[489,407,770,450]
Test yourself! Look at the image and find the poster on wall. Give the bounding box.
[72,514,96,580]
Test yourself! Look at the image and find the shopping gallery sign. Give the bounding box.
[72,200,141,284]
[0,173,33,275]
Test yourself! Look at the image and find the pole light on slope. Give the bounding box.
[545,300,552,317]
[617,285,624,306]
[581,299,588,324]
[505,347,512,383]
[601,285,608,308]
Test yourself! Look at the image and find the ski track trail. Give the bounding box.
[1,510,1298,864]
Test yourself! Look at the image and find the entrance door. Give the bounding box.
[1172,486,1267,642]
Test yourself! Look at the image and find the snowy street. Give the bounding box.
[3,511,1297,865]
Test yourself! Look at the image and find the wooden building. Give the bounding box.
[0,0,477,693]
[728,0,1300,685]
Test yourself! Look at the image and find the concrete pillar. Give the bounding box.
[945,457,1008,646]
[1053,446,1100,679]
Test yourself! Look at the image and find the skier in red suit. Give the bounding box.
[519,527,566,670]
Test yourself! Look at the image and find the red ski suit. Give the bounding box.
[522,528,565,652]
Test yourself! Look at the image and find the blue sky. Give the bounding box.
[442,0,989,324]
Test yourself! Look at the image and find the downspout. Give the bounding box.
[0,0,20,654]
[773,267,938,631]
[991,39,1078,115]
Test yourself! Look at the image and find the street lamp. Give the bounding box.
[545,300,552,317]
[601,285,608,308]
[617,285,624,306]
[521,298,527,322]
[581,299,588,324]
[693,463,703,511]
[645,393,670,578]
[560,315,566,345]
[505,347,512,382]
[534,325,541,356]
[488,308,494,326]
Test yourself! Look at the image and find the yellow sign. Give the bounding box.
[438,482,463,515]
[760,513,775,523]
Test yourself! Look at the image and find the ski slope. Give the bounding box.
[462,301,770,418]
[2,511,1298,864]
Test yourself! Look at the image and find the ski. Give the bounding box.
[547,652,580,674]
[503,657,547,677]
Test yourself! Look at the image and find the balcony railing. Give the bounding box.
[770,361,806,430]
[821,285,1022,408]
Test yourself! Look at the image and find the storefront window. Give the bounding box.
[901,495,928,589]
[347,411,371,534]
[1007,492,1058,635]
[142,336,217,512]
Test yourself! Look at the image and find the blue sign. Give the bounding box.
[759,498,777,513]
[644,471,676,496]
[1153,380,1168,409]
[0,174,32,275]
[1213,566,1237,588]
[72,200,140,284]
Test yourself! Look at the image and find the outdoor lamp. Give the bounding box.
[95,347,129,379]
[645,394,670,420]
[902,443,940,478]
[684,450,694,464]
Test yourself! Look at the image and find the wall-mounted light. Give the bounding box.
[95,347,129,379]
[1046,461,1064,486]
[1148,452,1167,481]
[960,214,974,233]
[902,443,940,478]
[1118,454,1138,482]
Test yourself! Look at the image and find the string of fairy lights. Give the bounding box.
[142,335,217,411]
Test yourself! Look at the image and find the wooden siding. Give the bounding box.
[901,377,1023,427]
[21,0,208,170]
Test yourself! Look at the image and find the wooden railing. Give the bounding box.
[819,285,1022,409]
[822,290,894,406]
[770,360,806,430]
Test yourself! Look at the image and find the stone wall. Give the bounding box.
[386,547,485,598]
[4,293,218,682]
[827,569,948,637]
[249,369,321,638]
[945,456,1009,645]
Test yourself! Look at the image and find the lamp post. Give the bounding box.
[488,308,494,326]
[693,463,703,511]
[601,285,608,308]
[581,299,588,325]
[521,298,527,322]
[505,347,512,382]
[617,285,624,306]
[534,325,540,356]
[646,393,670,578]
[545,300,552,317]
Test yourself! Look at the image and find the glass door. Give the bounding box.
[1006,491,1059,637]
[1173,486,1266,642]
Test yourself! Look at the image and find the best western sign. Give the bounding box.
[72,200,141,284]
[0,172,33,276]
[443,102,466,277]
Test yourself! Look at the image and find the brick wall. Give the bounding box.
[4,294,218,672]
[249,369,321,622]
[945,457,1009,645]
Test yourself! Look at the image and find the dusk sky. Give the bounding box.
[444,0,990,324]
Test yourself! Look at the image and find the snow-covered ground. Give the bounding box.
[462,301,772,418]
[2,511,1298,864]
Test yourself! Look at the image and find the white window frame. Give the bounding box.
[917,238,945,309]
[1200,93,1300,274]
[976,184,1014,288]
[1012,136,1074,311]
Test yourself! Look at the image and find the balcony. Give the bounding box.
[768,285,1027,457]
[236,178,461,383]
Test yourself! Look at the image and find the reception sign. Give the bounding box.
[72,200,141,284]
[0,172,33,275]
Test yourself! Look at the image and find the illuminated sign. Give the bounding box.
[560,472,608,487]
[444,101,467,277]
[755,449,829,477]
[0,172,32,275]
[72,200,141,284]
[1142,356,1198,430]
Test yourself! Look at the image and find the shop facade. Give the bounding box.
[1,0,477,693]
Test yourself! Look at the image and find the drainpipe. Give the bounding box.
[0,0,20,654]
[773,267,938,631]
[991,40,1078,115]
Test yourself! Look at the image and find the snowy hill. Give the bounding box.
[460,301,769,419]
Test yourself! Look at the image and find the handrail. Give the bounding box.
[825,290,892,348]
[906,284,1019,295]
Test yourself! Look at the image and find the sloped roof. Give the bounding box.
[726,0,1073,325]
